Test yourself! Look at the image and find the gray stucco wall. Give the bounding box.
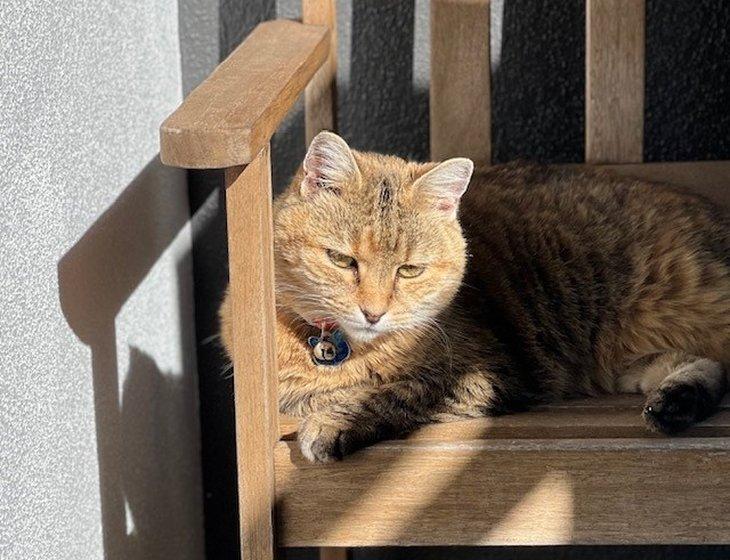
[1,1,204,559]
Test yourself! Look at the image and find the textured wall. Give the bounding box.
[0,1,204,559]
[188,1,730,559]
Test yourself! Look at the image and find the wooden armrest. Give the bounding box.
[160,19,330,169]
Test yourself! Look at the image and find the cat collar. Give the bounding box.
[308,325,351,367]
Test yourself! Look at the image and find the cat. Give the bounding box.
[220,131,730,463]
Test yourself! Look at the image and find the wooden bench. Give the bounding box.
[159,1,730,558]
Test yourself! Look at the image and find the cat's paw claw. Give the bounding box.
[643,383,709,434]
[298,413,354,463]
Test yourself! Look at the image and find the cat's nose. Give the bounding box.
[360,307,385,325]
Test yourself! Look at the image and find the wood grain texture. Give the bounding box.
[277,395,730,545]
[161,20,329,169]
[226,146,279,560]
[275,438,730,546]
[303,0,338,143]
[430,0,491,164]
[586,0,645,163]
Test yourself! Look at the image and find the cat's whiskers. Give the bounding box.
[220,361,234,379]
[200,333,221,345]
[416,317,454,370]
[280,293,340,325]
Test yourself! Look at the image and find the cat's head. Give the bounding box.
[274,132,472,343]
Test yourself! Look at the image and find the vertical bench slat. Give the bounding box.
[430,0,491,165]
[303,0,338,143]
[586,0,645,163]
[226,145,279,560]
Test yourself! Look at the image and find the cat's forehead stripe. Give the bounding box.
[378,177,393,214]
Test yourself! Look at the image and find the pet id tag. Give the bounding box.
[308,329,351,366]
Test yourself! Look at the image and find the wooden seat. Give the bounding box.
[276,395,730,546]
[159,1,730,558]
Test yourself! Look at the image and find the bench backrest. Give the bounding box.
[430,0,645,166]
[307,0,728,207]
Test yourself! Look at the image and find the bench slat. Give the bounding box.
[430,0,491,164]
[586,0,645,163]
[160,20,329,169]
[275,438,730,546]
[303,0,338,144]
[226,150,279,560]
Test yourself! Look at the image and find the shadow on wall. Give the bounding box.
[57,157,202,560]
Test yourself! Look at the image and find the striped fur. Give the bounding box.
[220,134,730,462]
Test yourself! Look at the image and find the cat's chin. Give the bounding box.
[341,325,387,344]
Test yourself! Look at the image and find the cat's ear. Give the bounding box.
[300,131,360,197]
[412,158,474,218]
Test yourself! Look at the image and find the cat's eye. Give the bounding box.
[327,249,357,269]
[397,264,425,278]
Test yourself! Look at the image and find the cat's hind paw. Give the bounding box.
[642,382,714,434]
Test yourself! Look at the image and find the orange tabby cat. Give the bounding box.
[220,131,729,463]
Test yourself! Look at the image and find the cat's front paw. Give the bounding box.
[298,411,365,463]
